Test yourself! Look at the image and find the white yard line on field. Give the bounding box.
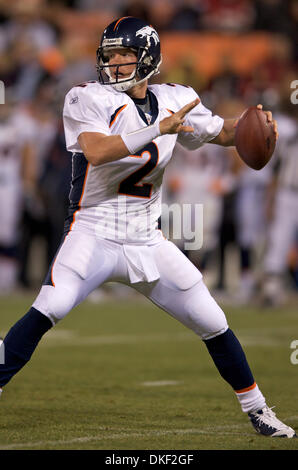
[2,416,297,449]
[0,425,254,450]
[42,330,196,346]
[141,380,181,386]
[42,329,285,348]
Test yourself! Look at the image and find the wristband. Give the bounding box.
[121,120,161,155]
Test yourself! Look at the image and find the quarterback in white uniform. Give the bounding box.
[0,17,295,438]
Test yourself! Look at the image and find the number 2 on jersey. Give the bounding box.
[118,142,159,198]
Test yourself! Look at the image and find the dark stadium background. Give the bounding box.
[0,0,297,297]
[0,0,297,452]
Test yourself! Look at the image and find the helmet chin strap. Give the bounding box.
[100,53,162,92]
[111,76,146,92]
[110,61,162,92]
[111,76,138,92]
[105,65,137,92]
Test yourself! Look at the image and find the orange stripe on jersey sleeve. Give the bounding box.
[109,104,127,128]
[235,382,256,394]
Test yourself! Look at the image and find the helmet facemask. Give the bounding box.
[96,45,161,92]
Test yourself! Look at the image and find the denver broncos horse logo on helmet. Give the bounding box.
[136,26,159,47]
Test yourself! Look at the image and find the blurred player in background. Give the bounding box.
[0,99,36,292]
[262,107,298,306]
[235,162,272,303]
[14,78,58,288]
[0,17,296,438]
[163,140,235,275]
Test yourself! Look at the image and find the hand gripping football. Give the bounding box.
[235,106,276,170]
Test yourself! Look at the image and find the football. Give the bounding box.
[235,106,276,170]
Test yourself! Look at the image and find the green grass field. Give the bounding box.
[0,291,297,450]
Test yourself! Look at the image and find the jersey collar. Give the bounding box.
[130,90,159,126]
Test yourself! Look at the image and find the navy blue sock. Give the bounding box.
[203,328,255,391]
[0,307,52,387]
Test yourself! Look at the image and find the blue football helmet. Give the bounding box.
[96,17,162,92]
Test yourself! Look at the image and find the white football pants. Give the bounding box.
[33,231,228,340]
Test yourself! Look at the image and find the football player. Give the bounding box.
[0,17,295,438]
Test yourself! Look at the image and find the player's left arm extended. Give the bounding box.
[210,105,278,147]
[209,119,237,147]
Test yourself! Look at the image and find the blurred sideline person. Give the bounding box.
[262,110,298,306]
[13,78,58,287]
[38,117,72,262]
[234,163,272,303]
[0,17,296,438]
[163,141,234,273]
[0,101,36,292]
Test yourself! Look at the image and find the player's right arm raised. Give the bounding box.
[78,98,200,166]
[159,98,199,135]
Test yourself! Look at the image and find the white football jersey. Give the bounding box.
[63,81,223,244]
